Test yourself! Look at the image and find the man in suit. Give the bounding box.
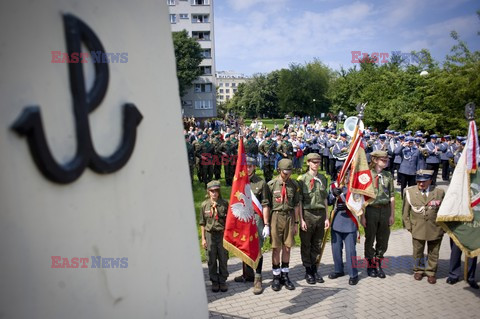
[402,169,445,284]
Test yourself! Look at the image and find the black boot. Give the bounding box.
[281,272,295,290]
[367,258,378,277]
[312,265,324,283]
[305,266,316,285]
[271,275,282,291]
[377,258,386,279]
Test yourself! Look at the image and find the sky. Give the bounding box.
[214,0,480,76]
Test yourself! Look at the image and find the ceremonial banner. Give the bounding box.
[223,138,261,269]
[346,134,376,216]
[437,119,480,257]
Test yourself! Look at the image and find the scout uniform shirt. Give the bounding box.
[402,185,445,241]
[370,170,394,206]
[250,174,271,206]
[267,177,300,212]
[199,198,229,232]
[297,172,328,211]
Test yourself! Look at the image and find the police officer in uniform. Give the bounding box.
[425,135,441,185]
[266,159,301,291]
[360,150,395,278]
[297,153,330,284]
[402,170,445,284]
[440,135,452,181]
[327,131,338,180]
[395,136,421,198]
[200,181,229,292]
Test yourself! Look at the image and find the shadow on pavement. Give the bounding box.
[279,286,345,315]
[209,311,248,319]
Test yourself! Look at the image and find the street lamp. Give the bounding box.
[338,110,344,123]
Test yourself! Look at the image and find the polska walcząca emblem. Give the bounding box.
[11,14,143,184]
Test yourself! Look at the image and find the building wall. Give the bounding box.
[216,71,249,102]
[168,0,217,118]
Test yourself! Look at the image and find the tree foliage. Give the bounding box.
[172,30,203,97]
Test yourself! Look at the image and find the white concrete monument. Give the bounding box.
[0,0,208,318]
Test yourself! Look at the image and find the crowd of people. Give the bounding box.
[187,117,475,295]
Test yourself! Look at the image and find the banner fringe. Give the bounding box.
[223,239,261,270]
[438,222,480,258]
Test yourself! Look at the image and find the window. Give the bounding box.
[167,0,175,5]
[225,83,230,87]
[194,83,212,93]
[192,14,209,23]
[226,89,230,93]
[169,14,176,23]
[182,100,193,108]
[191,0,209,5]
[219,96,224,100]
[219,83,223,87]
[194,100,213,109]
[219,89,224,93]
[200,66,212,75]
[179,14,189,19]
[192,31,210,41]
[233,88,237,93]
[232,83,236,87]
[200,49,211,58]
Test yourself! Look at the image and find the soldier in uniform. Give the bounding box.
[212,131,223,180]
[402,170,445,284]
[297,153,330,284]
[425,134,441,185]
[259,131,276,182]
[220,132,236,186]
[185,134,195,184]
[201,133,215,187]
[200,181,230,292]
[360,150,395,278]
[277,134,293,160]
[234,157,271,295]
[266,159,301,291]
[245,132,259,159]
[328,179,360,285]
[192,131,204,183]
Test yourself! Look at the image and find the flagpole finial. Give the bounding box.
[465,102,475,121]
[356,102,367,120]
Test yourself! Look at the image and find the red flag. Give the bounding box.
[345,134,376,216]
[223,138,261,269]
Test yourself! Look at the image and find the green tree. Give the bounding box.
[172,30,203,97]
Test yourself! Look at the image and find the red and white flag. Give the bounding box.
[345,133,376,216]
[467,120,479,173]
[223,138,261,269]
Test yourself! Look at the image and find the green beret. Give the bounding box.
[225,133,230,138]
[370,150,388,158]
[196,131,203,137]
[184,134,189,139]
[278,159,293,170]
[213,130,219,136]
[206,180,221,190]
[306,153,321,161]
[265,131,271,137]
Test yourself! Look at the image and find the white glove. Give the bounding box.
[262,225,270,239]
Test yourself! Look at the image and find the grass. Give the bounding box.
[192,161,405,262]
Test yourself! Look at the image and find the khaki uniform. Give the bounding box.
[192,139,203,182]
[220,139,236,186]
[277,140,293,160]
[186,141,195,183]
[212,137,223,180]
[267,177,300,248]
[199,198,229,284]
[364,170,394,260]
[297,172,328,268]
[402,185,445,276]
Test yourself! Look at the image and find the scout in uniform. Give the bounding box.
[297,153,330,284]
[199,181,230,292]
[402,170,445,284]
[277,134,293,160]
[201,134,215,187]
[234,157,271,295]
[259,131,276,182]
[192,131,204,183]
[266,159,301,291]
[360,150,395,278]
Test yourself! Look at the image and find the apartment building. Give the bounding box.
[216,71,249,102]
[168,0,216,118]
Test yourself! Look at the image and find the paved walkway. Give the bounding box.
[203,230,480,318]
[202,174,480,318]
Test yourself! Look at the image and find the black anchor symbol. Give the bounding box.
[11,13,143,184]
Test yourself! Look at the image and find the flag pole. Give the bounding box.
[317,102,367,265]
[464,255,468,283]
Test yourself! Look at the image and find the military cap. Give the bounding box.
[246,157,257,166]
[314,129,319,133]
[405,132,411,136]
[444,135,451,140]
[394,131,400,136]
[416,169,433,182]
[196,131,203,137]
[415,132,423,137]
[306,153,321,161]
[430,134,438,139]
[224,133,230,138]
[340,132,347,137]
[278,159,293,170]
[326,129,331,133]
[265,131,272,137]
[364,133,370,138]
[461,140,466,146]
[399,135,405,139]
[414,138,422,143]
[320,128,325,132]
[371,150,388,158]
[185,134,189,139]
[202,134,208,139]
[406,136,414,142]
[379,134,386,140]
[230,129,236,135]
[331,131,337,135]
[456,135,463,141]
[371,132,378,136]
[207,180,221,190]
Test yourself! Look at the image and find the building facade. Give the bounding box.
[168,0,217,118]
[215,71,249,102]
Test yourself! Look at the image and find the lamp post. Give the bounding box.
[338,110,344,123]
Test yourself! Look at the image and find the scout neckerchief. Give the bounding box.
[281,180,288,204]
[210,200,218,220]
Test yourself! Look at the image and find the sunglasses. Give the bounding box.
[310,161,321,164]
